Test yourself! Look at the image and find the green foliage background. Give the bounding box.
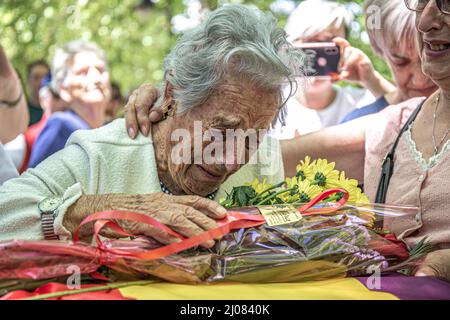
[0,0,391,97]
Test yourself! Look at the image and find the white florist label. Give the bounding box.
[259,205,303,226]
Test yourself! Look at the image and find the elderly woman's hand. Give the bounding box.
[64,193,227,248]
[333,37,395,98]
[124,83,162,139]
[415,249,450,282]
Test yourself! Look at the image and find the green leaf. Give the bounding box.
[243,186,257,199]
[408,237,434,259]
[235,188,249,207]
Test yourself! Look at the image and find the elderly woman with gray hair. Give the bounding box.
[27,40,111,168]
[0,5,301,248]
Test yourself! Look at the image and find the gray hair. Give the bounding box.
[161,4,303,113]
[364,0,417,57]
[50,40,108,94]
[285,0,353,43]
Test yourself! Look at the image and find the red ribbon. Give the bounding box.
[0,283,132,300]
[73,188,349,262]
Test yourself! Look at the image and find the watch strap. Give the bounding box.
[41,211,59,240]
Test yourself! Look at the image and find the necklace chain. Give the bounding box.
[432,91,450,156]
[159,181,217,200]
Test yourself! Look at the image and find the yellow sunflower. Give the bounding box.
[325,171,373,225]
[295,156,315,181]
[278,192,298,203]
[339,171,359,188]
[246,178,272,195]
[295,179,323,203]
[284,176,300,189]
[352,190,370,204]
[307,158,340,189]
[337,179,362,203]
[277,177,300,203]
[325,172,367,203]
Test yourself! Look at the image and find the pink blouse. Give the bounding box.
[364,97,450,250]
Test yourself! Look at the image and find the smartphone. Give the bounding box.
[296,42,340,79]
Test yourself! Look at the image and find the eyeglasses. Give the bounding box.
[405,0,450,14]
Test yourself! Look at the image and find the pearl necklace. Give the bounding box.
[432,91,450,156]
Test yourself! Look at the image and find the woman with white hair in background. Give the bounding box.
[341,0,438,122]
[28,40,111,168]
[270,0,395,139]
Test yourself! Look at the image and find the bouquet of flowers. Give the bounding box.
[221,156,369,210]
[0,158,433,294]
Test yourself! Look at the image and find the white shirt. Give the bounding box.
[270,85,375,139]
[0,143,18,185]
[3,134,26,170]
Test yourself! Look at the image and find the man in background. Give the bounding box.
[26,60,50,125]
[18,73,68,172]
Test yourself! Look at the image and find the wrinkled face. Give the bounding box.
[415,1,450,91]
[384,42,437,100]
[165,78,280,196]
[292,25,346,92]
[28,64,49,97]
[62,51,111,105]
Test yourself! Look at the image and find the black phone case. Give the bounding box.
[301,45,340,77]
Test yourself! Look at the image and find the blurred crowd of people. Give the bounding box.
[1,0,437,182]
[0,0,438,183]
[2,0,429,180]
[1,40,126,180]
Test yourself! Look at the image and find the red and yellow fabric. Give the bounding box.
[4,274,450,300]
[120,278,397,300]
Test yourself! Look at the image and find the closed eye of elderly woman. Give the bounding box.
[0,5,301,247]
[123,0,450,281]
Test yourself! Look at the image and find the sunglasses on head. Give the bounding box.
[405,0,450,14]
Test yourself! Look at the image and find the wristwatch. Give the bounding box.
[38,196,63,240]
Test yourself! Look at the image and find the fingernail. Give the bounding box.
[142,125,148,136]
[217,206,228,215]
[149,111,160,122]
[128,127,136,138]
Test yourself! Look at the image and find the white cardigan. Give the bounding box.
[0,119,284,241]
